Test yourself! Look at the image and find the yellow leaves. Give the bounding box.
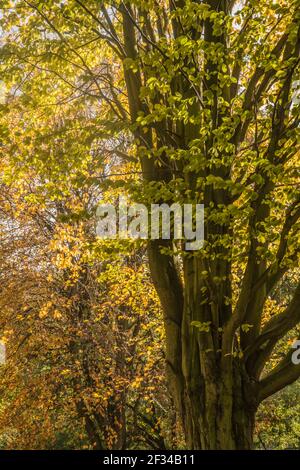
[53,310,62,320]
[38,303,62,320]
[54,254,71,270]
[38,301,53,319]
[1,329,13,344]
[131,377,143,390]
[261,297,283,328]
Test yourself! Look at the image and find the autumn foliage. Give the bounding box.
[0,0,300,450]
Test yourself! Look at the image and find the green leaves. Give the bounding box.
[241,324,254,333]
[191,321,211,332]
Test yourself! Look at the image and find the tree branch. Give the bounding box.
[258,345,300,402]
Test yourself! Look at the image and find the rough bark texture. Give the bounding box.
[149,249,259,449]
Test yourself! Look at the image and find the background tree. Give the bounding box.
[0,94,173,450]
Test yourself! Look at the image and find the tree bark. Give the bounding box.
[148,247,259,449]
[181,363,257,450]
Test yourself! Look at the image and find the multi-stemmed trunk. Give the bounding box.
[179,349,257,450]
[179,362,257,449]
[149,243,258,450]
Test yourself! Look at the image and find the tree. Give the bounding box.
[1,0,300,449]
[0,96,170,450]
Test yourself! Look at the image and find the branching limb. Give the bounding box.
[258,345,300,402]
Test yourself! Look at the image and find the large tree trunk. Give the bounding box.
[149,244,258,449]
[181,354,257,449]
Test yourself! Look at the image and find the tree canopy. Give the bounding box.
[0,0,299,450]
